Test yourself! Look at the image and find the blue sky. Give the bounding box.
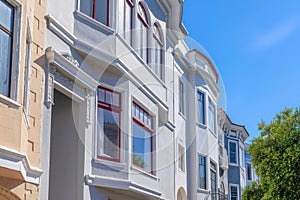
[182,1,300,141]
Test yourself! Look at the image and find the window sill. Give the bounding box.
[131,166,159,181]
[178,112,186,120]
[197,188,210,194]
[74,11,115,35]
[229,163,239,167]
[196,121,207,129]
[0,94,20,109]
[93,158,126,171]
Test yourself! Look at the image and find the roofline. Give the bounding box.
[191,49,219,84]
[219,108,250,137]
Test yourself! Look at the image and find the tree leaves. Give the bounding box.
[243,107,300,200]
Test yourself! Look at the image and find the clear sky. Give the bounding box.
[182,1,300,141]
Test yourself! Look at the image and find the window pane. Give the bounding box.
[230,142,237,163]
[80,0,93,17]
[98,88,105,102]
[95,0,108,25]
[132,121,151,172]
[198,156,206,189]
[98,107,119,159]
[105,90,112,104]
[112,92,119,107]
[0,0,14,32]
[124,1,132,43]
[0,29,12,96]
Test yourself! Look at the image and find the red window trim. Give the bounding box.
[126,0,134,7]
[97,86,121,162]
[132,102,154,174]
[91,0,110,26]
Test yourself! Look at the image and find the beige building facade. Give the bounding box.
[0,0,46,199]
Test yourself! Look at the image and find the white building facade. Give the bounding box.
[35,0,250,200]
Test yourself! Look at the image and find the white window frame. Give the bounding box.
[198,154,208,191]
[179,79,185,115]
[228,140,238,166]
[0,0,21,108]
[208,98,216,134]
[229,183,239,200]
[196,89,206,126]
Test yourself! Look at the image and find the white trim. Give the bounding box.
[85,174,162,199]
[229,183,240,200]
[74,11,115,34]
[0,145,43,184]
[0,93,21,108]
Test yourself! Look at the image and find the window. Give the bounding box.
[0,0,14,97]
[132,102,153,173]
[197,91,205,124]
[208,99,216,133]
[229,130,237,138]
[137,3,149,64]
[210,162,217,200]
[230,185,239,200]
[123,0,133,44]
[179,80,184,114]
[152,23,163,79]
[178,144,185,172]
[198,155,206,189]
[229,141,237,164]
[239,146,244,167]
[80,0,109,26]
[247,163,252,180]
[97,86,121,161]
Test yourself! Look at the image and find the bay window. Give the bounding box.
[132,102,153,173]
[80,0,110,26]
[97,86,121,161]
[0,0,14,97]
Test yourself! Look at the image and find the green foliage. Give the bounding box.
[245,108,300,200]
[242,182,264,200]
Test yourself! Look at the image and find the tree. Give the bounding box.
[242,182,264,200]
[244,108,300,200]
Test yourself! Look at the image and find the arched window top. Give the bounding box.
[153,22,163,46]
[138,2,149,27]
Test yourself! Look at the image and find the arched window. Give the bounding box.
[123,0,134,44]
[153,22,163,79]
[137,2,149,64]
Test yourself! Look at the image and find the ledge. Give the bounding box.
[93,158,126,171]
[0,145,43,184]
[85,174,162,199]
[131,166,159,181]
[0,94,21,109]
